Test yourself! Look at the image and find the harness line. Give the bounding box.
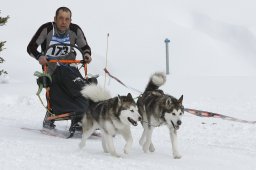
[184,108,256,124]
[103,68,142,94]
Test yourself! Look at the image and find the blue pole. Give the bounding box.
[164,38,170,75]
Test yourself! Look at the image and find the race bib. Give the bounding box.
[46,34,71,57]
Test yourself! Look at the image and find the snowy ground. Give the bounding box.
[1,76,256,170]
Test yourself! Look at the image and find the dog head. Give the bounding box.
[162,95,184,130]
[115,93,142,126]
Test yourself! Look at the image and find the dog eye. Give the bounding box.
[172,113,176,116]
[130,110,134,112]
[180,112,183,115]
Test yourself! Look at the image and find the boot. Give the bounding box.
[43,111,56,129]
[68,116,83,138]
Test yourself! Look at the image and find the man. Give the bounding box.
[27,7,93,134]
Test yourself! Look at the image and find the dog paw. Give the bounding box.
[173,154,182,159]
[124,150,128,154]
[143,144,149,153]
[149,143,155,152]
[124,148,130,154]
[139,139,144,146]
[111,153,121,158]
[79,142,85,149]
[124,143,132,154]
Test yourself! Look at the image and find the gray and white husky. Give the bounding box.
[137,72,184,159]
[79,84,141,157]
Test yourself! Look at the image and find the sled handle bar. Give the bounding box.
[47,59,87,64]
[46,54,88,64]
[43,58,88,74]
[43,43,88,76]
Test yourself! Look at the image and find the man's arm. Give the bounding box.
[27,22,51,60]
[71,24,92,63]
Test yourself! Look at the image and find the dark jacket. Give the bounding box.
[27,22,91,74]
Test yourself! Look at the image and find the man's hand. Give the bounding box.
[84,53,92,64]
[38,55,48,65]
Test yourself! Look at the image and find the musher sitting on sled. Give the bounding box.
[27,7,95,134]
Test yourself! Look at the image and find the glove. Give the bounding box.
[84,53,92,64]
[38,55,48,65]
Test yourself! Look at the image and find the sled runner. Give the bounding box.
[35,44,98,138]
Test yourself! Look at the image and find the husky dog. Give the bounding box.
[79,84,141,157]
[137,72,184,159]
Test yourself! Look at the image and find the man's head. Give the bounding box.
[54,7,72,33]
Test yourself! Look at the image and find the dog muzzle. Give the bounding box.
[171,120,182,130]
[128,117,138,126]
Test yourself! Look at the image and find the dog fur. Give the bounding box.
[137,72,184,159]
[79,84,141,157]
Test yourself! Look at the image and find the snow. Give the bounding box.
[1,0,256,170]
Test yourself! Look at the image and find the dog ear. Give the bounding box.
[117,95,122,105]
[178,95,183,105]
[165,98,172,109]
[113,96,122,112]
[127,93,133,99]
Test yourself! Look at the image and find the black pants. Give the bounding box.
[49,65,89,114]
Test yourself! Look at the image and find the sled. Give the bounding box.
[35,44,97,137]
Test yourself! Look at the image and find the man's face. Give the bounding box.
[54,10,71,33]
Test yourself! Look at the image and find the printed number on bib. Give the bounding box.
[50,45,70,56]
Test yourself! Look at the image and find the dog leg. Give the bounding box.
[105,134,121,158]
[79,122,95,149]
[101,132,109,153]
[143,127,154,153]
[140,125,155,151]
[169,128,181,159]
[120,126,133,154]
[139,124,147,146]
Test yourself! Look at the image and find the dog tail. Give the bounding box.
[144,72,166,92]
[81,84,112,102]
